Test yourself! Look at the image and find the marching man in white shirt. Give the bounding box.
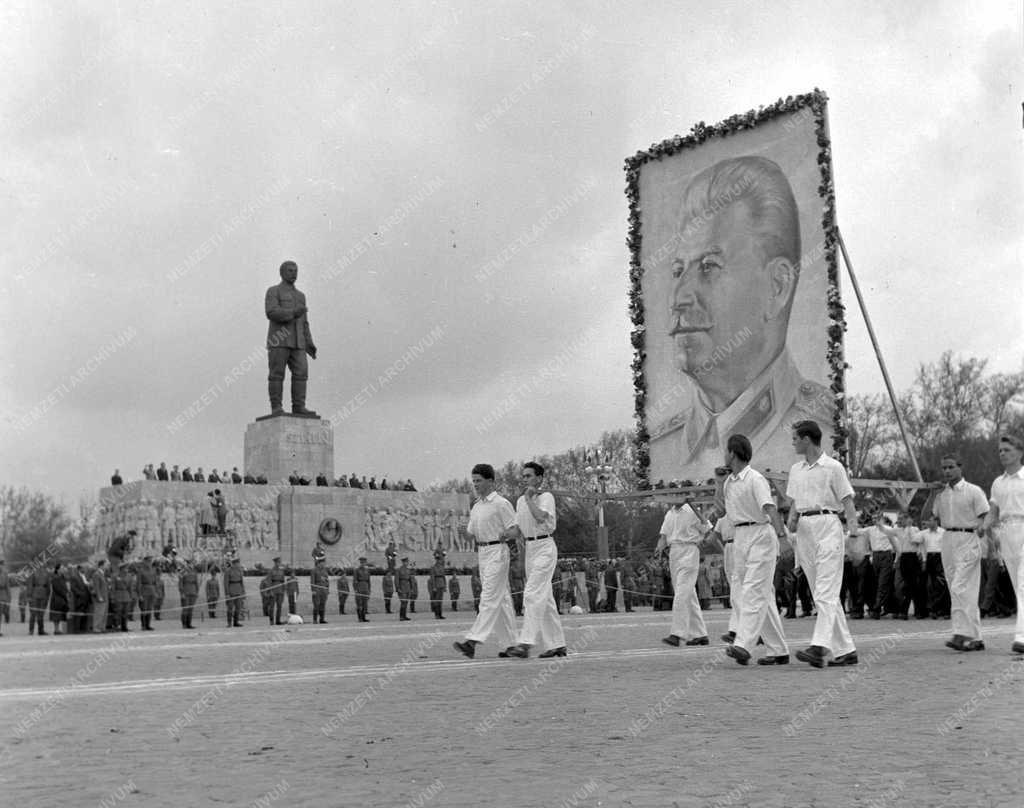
[503,462,567,659]
[453,464,519,659]
[982,434,1024,655]
[659,499,710,648]
[785,420,860,668]
[927,453,989,652]
[721,434,790,665]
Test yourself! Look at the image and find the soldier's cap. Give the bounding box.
[359,557,367,562]
[127,529,137,535]
[272,556,281,562]
[401,556,409,561]
[143,555,152,560]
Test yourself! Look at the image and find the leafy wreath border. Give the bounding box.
[624,88,848,489]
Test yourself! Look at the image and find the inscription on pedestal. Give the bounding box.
[244,415,334,485]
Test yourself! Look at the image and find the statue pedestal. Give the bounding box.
[244,415,334,484]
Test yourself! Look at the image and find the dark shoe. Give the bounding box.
[505,645,529,658]
[320,619,328,624]
[720,631,736,644]
[850,613,864,620]
[801,612,813,618]
[143,626,154,631]
[497,646,516,658]
[784,611,797,619]
[661,635,681,647]
[685,636,709,646]
[453,640,475,659]
[965,640,984,651]
[234,622,243,628]
[757,654,790,666]
[38,630,48,636]
[945,634,969,651]
[868,612,880,620]
[828,652,859,667]
[1011,642,1024,654]
[538,647,567,658]
[400,617,411,621]
[725,645,751,665]
[796,645,827,668]
[275,621,284,626]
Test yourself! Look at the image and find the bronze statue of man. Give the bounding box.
[266,260,317,416]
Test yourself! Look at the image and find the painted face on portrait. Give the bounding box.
[669,202,770,379]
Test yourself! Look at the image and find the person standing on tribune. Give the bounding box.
[453,464,518,659]
[785,420,860,668]
[504,462,567,659]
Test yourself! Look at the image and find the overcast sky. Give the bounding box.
[1,0,1021,506]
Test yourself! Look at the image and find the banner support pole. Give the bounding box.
[836,228,923,483]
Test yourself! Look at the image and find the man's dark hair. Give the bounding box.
[523,461,545,478]
[940,454,962,467]
[471,463,495,480]
[1000,434,1024,452]
[280,260,297,272]
[792,420,822,445]
[726,434,752,463]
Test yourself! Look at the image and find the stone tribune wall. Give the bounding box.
[96,482,475,570]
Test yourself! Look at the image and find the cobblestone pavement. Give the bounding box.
[1,608,1022,808]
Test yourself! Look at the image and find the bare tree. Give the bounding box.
[847,393,898,476]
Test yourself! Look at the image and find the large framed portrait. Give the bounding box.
[626,90,847,486]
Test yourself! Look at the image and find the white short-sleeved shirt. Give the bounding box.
[516,491,556,537]
[864,525,894,554]
[991,468,1024,520]
[934,479,988,530]
[468,491,516,543]
[917,527,944,554]
[723,465,774,525]
[785,453,854,512]
[660,503,704,545]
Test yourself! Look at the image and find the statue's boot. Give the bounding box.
[269,380,285,415]
[291,379,315,416]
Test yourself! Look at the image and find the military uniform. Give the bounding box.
[310,562,329,623]
[353,561,371,622]
[382,571,394,613]
[396,561,413,621]
[449,574,461,611]
[153,572,165,620]
[285,570,298,615]
[336,571,350,615]
[178,566,199,628]
[268,562,286,625]
[408,571,419,613]
[429,560,447,619]
[112,569,132,631]
[471,567,482,612]
[136,560,157,630]
[649,349,833,481]
[28,567,52,635]
[206,573,220,618]
[224,561,246,627]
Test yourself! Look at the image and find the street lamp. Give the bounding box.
[584,454,614,559]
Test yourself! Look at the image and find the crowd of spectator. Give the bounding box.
[110,465,417,491]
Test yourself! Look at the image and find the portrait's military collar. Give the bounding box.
[654,348,808,461]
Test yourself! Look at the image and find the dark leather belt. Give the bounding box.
[476,540,505,548]
[733,521,765,528]
[525,534,552,542]
[799,509,838,517]
[723,539,734,544]
[944,527,977,532]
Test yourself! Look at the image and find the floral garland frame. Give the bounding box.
[625,89,848,489]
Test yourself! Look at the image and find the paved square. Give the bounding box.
[1,608,1021,808]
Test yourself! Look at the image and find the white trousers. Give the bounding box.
[733,525,788,656]
[795,515,855,657]
[669,543,707,640]
[941,530,982,641]
[998,522,1024,644]
[517,537,566,651]
[723,542,740,634]
[465,544,518,648]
